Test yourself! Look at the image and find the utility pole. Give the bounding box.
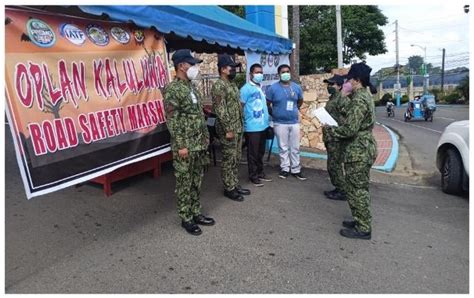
[336,5,343,68]
[394,20,401,106]
[291,5,300,81]
[441,48,445,93]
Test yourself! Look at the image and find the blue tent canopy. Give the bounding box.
[78,5,293,54]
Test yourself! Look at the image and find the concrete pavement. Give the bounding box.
[5,124,469,294]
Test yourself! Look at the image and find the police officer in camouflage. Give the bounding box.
[322,75,347,201]
[211,54,251,202]
[326,63,377,240]
[163,49,215,236]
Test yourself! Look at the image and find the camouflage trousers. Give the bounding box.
[219,132,243,191]
[344,160,374,233]
[325,140,345,192]
[172,150,208,222]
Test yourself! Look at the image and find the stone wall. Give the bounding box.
[298,68,348,150]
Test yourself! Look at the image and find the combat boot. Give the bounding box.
[342,220,356,228]
[325,190,346,201]
[339,228,371,240]
[224,188,244,202]
[193,214,215,226]
[181,220,202,236]
[236,185,251,195]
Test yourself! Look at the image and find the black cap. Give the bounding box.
[323,74,345,86]
[217,54,241,69]
[345,62,372,81]
[172,49,203,66]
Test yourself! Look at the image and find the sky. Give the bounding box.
[364,4,470,73]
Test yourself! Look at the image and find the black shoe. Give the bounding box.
[342,220,356,229]
[250,178,264,187]
[193,214,216,226]
[323,189,338,197]
[258,174,272,182]
[236,185,251,195]
[181,220,202,236]
[292,172,307,181]
[326,190,347,201]
[224,188,244,201]
[279,171,289,179]
[339,228,371,240]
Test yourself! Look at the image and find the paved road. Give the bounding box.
[375,105,469,175]
[5,125,468,294]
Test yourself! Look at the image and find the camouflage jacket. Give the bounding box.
[327,88,377,163]
[163,79,209,152]
[210,78,244,135]
[323,92,348,143]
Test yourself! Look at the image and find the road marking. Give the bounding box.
[437,117,456,121]
[384,118,443,134]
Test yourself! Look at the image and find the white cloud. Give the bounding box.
[364,4,470,72]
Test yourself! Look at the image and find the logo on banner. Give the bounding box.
[86,24,109,46]
[110,27,130,44]
[27,18,56,48]
[133,29,145,45]
[59,23,86,46]
[260,54,267,67]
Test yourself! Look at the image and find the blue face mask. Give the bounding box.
[252,73,264,83]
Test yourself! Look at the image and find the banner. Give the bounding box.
[245,50,290,91]
[5,8,172,199]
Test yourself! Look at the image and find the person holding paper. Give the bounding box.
[325,62,377,240]
[266,64,307,180]
[322,74,348,201]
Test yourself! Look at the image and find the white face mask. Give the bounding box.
[186,65,200,80]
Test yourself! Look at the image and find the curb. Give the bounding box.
[269,123,399,171]
[372,123,399,173]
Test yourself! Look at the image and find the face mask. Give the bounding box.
[342,81,353,94]
[327,86,336,95]
[252,73,264,84]
[186,65,200,80]
[228,68,236,80]
[280,72,291,82]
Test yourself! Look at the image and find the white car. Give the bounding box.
[436,120,469,195]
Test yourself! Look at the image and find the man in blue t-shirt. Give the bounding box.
[240,63,272,187]
[266,64,307,181]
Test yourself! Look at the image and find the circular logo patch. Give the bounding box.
[27,18,56,48]
[86,24,109,46]
[110,27,130,44]
[59,23,86,46]
[133,29,145,44]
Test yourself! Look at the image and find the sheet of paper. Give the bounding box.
[312,107,339,127]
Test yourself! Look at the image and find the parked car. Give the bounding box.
[436,120,469,195]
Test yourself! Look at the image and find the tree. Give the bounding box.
[407,55,424,74]
[220,6,245,18]
[291,6,300,79]
[457,75,469,102]
[291,6,388,74]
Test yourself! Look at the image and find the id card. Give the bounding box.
[190,92,197,104]
[286,101,294,111]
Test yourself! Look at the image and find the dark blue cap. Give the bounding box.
[172,49,203,66]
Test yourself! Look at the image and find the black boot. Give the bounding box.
[181,220,202,236]
[339,228,371,240]
[193,214,215,226]
[342,220,356,228]
[326,190,347,201]
[323,188,338,197]
[236,185,251,195]
[224,188,244,202]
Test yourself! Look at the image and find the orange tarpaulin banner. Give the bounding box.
[5,8,171,199]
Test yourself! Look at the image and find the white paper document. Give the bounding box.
[312,107,339,127]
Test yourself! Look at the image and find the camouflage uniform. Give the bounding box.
[164,79,210,222]
[323,91,347,192]
[327,88,377,233]
[211,78,244,191]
